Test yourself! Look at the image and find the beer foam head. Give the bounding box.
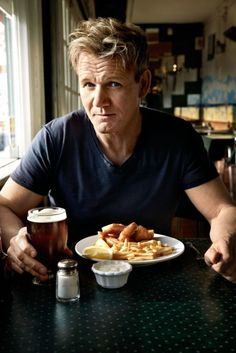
[27,207,67,223]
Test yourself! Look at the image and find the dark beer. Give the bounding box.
[27,207,68,272]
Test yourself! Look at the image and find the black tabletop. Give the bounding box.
[1,238,236,353]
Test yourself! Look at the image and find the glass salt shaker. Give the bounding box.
[56,259,80,303]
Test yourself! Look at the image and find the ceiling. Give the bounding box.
[95,0,224,24]
[127,0,223,24]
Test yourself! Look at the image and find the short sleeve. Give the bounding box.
[11,126,59,195]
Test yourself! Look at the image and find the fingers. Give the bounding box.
[204,240,236,283]
[64,246,73,257]
[7,228,48,281]
[204,246,222,266]
[15,227,37,256]
[7,256,48,280]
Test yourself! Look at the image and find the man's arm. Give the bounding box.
[0,177,49,280]
[0,177,44,247]
[186,176,236,283]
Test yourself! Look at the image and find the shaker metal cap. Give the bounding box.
[58,259,78,268]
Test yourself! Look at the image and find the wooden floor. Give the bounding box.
[171,160,236,238]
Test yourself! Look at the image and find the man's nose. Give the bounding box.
[93,86,109,107]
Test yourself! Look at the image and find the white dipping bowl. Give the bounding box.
[91,260,132,289]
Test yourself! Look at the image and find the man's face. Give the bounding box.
[78,52,143,135]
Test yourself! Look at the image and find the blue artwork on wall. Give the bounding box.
[201,76,236,105]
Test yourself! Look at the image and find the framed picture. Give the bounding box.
[195,36,204,50]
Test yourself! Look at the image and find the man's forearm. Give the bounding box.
[0,205,25,250]
[210,205,236,242]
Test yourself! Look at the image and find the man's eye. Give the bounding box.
[109,82,121,88]
[83,82,95,88]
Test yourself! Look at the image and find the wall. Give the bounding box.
[139,1,236,125]
[139,23,203,116]
[201,0,236,106]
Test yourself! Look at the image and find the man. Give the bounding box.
[0,17,236,283]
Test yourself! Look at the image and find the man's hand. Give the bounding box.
[185,178,236,283]
[204,235,236,283]
[7,227,49,282]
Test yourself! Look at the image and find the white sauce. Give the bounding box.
[97,263,127,272]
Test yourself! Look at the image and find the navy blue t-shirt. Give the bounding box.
[11,107,218,244]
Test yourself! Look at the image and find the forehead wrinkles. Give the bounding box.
[78,54,125,78]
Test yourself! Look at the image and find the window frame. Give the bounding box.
[0,0,45,182]
[51,0,83,118]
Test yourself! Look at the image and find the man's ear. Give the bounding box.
[139,69,152,98]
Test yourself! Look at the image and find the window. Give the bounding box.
[0,0,45,181]
[0,0,84,183]
[50,0,83,117]
[0,5,15,165]
[62,0,82,112]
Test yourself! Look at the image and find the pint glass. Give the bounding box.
[27,207,68,284]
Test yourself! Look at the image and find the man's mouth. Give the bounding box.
[94,113,115,119]
[94,112,114,116]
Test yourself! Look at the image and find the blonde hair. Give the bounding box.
[69,17,149,81]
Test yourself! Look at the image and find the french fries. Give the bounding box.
[112,239,173,261]
[82,223,173,261]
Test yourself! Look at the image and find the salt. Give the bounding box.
[56,259,80,303]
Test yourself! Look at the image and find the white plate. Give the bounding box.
[75,234,185,266]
